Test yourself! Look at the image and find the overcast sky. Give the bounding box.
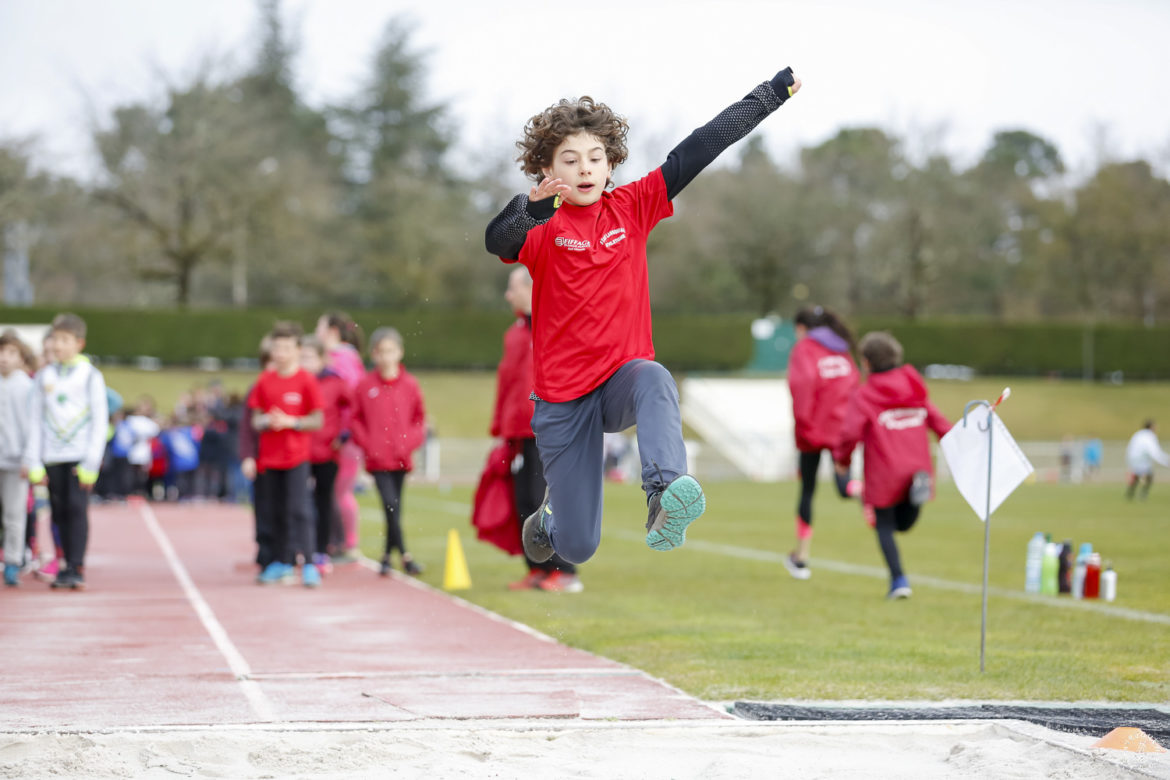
[2,0,1168,182]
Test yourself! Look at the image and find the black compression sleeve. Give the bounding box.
[661,67,796,200]
[484,194,558,260]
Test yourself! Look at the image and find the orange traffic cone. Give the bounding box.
[1091,727,1167,753]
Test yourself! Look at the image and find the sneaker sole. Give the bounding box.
[522,503,555,563]
[646,475,706,551]
[887,587,913,600]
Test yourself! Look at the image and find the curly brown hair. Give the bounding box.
[516,96,630,183]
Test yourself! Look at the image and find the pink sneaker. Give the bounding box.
[35,558,60,582]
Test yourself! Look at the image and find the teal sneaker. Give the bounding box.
[302,563,321,588]
[521,490,555,564]
[645,475,706,551]
[4,563,20,587]
[258,561,291,585]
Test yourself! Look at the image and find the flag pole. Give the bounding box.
[962,388,1010,674]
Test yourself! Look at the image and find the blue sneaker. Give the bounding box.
[258,561,291,585]
[302,563,321,588]
[521,490,555,564]
[887,575,912,600]
[645,475,706,551]
[4,563,19,587]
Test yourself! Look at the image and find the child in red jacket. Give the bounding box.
[351,327,427,577]
[783,305,859,580]
[300,336,352,575]
[832,332,951,600]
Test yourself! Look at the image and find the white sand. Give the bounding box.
[2,719,1167,779]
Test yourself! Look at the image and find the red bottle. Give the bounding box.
[1084,553,1101,599]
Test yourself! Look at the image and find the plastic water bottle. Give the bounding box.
[1102,563,1117,602]
[1072,542,1092,599]
[1040,542,1059,595]
[1058,540,1073,594]
[1025,532,1046,593]
[1084,553,1102,599]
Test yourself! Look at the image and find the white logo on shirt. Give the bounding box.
[601,228,627,248]
[877,408,927,431]
[554,236,592,251]
[818,355,852,380]
[282,392,303,406]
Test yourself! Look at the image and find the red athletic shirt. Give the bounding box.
[512,169,674,402]
[309,369,352,465]
[491,316,537,440]
[247,368,323,471]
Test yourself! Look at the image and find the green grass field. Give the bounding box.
[102,367,1166,441]
[358,479,1169,703]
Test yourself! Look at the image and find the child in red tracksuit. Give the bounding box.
[300,336,352,574]
[833,332,951,600]
[783,305,859,581]
[351,327,427,577]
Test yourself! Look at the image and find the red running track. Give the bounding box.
[0,498,728,729]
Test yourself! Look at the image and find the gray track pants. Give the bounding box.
[531,360,687,564]
[1,469,28,566]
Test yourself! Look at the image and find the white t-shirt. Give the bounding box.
[1125,429,1170,475]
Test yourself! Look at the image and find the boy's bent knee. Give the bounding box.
[552,533,601,565]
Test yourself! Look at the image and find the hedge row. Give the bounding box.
[1,306,1166,378]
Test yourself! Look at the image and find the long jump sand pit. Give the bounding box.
[4,719,1168,779]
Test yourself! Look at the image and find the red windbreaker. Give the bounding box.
[787,332,859,452]
[832,365,952,508]
[350,368,427,472]
[309,369,352,465]
[491,316,536,440]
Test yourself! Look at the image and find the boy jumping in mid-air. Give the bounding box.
[485,67,801,565]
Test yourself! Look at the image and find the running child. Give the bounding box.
[350,327,426,577]
[1125,419,1169,500]
[248,323,323,588]
[24,313,110,590]
[832,332,952,599]
[485,67,802,564]
[783,305,860,580]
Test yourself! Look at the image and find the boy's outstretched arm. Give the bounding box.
[661,67,800,200]
[485,177,570,260]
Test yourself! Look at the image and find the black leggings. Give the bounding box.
[874,501,920,581]
[796,451,822,524]
[796,449,852,525]
[310,461,339,556]
[513,438,576,574]
[372,470,408,560]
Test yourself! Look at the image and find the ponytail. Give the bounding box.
[794,305,856,352]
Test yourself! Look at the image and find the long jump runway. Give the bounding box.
[0,498,724,730]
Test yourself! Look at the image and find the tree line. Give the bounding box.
[2,2,1168,324]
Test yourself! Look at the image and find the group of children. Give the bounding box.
[1,314,109,590]
[0,310,432,593]
[244,316,427,588]
[784,306,952,599]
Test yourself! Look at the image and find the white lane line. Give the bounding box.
[405,494,1170,627]
[135,500,277,722]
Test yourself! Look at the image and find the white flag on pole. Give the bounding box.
[940,404,1034,521]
